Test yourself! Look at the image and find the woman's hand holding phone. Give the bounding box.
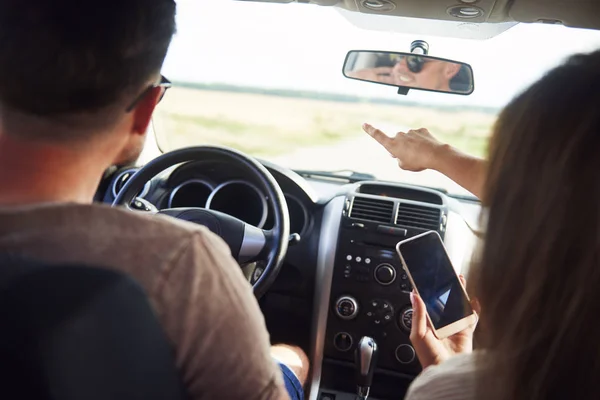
[409,275,479,370]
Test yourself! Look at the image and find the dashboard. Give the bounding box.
[102,160,315,237]
[99,159,481,400]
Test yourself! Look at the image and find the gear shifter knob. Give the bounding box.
[354,336,378,400]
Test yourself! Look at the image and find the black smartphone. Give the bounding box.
[396,231,476,338]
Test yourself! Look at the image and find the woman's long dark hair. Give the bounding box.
[472,50,600,400]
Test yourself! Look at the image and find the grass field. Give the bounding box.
[153,87,497,159]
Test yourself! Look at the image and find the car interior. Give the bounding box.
[7,0,599,399]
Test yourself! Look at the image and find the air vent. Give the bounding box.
[358,184,443,205]
[114,171,134,195]
[349,196,394,223]
[111,169,149,198]
[396,203,441,231]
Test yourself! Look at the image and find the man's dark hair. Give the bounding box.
[0,0,176,117]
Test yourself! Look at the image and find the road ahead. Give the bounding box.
[270,124,472,197]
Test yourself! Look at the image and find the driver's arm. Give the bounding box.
[363,123,486,199]
[157,227,289,400]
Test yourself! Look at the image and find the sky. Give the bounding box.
[162,0,600,108]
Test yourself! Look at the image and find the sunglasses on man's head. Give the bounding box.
[126,75,172,112]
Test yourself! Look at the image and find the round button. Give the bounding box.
[335,296,359,320]
[395,344,416,364]
[398,308,413,333]
[333,332,353,352]
[374,263,396,285]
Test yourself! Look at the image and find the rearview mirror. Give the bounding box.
[343,50,474,95]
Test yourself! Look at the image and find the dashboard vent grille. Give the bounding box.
[396,203,441,231]
[349,196,394,223]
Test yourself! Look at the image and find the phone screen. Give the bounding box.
[398,232,472,330]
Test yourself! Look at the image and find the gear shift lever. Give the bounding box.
[355,336,378,400]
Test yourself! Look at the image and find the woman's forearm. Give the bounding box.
[361,123,487,198]
[431,144,486,199]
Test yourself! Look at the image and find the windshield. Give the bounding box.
[153,0,600,196]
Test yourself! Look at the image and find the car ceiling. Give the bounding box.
[238,0,600,36]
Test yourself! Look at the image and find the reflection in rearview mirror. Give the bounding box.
[343,50,474,95]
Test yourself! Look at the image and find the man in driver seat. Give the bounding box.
[0,0,307,399]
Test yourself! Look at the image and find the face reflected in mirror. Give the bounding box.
[343,51,474,95]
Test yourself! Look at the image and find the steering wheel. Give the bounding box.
[112,146,290,298]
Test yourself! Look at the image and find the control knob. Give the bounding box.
[398,307,413,333]
[335,296,359,320]
[395,344,416,364]
[374,263,396,285]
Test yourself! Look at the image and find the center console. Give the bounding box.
[311,184,448,400]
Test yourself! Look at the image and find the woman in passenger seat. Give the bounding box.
[374,49,600,400]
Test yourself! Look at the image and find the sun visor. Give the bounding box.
[509,0,600,30]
